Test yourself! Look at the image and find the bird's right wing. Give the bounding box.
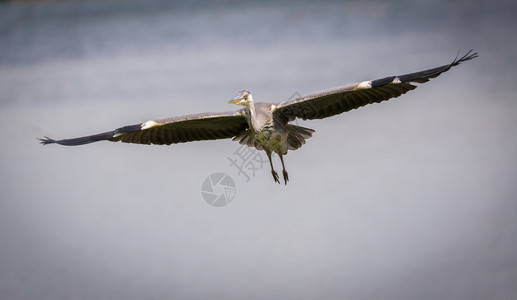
[273,50,478,122]
[39,110,249,146]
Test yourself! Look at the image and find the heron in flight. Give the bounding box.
[39,50,477,184]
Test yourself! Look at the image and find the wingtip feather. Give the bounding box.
[453,49,478,65]
[38,136,56,145]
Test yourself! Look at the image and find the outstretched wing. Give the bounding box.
[273,50,478,122]
[39,111,248,146]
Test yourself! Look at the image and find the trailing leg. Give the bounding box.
[279,154,289,185]
[266,151,280,184]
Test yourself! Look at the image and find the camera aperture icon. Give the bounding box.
[201,173,236,207]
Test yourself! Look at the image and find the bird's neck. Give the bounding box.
[246,101,261,132]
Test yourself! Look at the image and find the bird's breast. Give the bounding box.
[254,126,287,152]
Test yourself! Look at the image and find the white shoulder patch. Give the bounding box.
[356,81,372,89]
[392,77,401,84]
[141,120,159,130]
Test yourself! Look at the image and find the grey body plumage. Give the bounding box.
[39,50,478,184]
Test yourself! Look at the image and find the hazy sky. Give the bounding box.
[1,1,516,299]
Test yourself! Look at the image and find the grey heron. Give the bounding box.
[39,50,477,184]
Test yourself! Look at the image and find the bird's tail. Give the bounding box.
[232,124,315,153]
[285,124,315,152]
[232,129,264,150]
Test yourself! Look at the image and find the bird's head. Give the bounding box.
[229,89,253,107]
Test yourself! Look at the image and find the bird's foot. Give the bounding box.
[272,169,280,184]
[282,170,289,185]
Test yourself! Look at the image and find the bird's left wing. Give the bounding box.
[39,111,248,146]
[273,50,478,122]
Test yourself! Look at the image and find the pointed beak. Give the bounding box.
[228,97,242,104]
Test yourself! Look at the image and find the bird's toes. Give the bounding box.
[282,170,289,185]
[272,170,280,184]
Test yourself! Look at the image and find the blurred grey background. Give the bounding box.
[1,0,516,299]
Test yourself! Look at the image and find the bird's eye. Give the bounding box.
[243,94,248,100]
